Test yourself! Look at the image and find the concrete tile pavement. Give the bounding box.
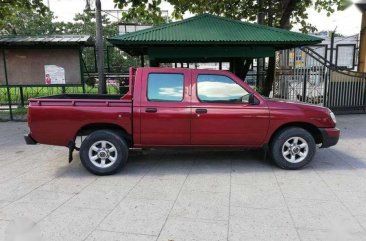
[0,115,366,240]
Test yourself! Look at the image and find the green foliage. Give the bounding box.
[114,0,166,24]
[55,10,118,40]
[113,0,351,33]
[0,0,50,34]
[253,85,264,95]
[0,7,55,35]
[0,0,48,20]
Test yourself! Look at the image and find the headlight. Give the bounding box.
[329,111,336,124]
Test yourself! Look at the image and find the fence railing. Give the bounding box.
[274,47,366,113]
[0,73,130,121]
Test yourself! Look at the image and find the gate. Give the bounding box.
[273,47,366,113]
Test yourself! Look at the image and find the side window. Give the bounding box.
[147,73,184,102]
[197,74,249,103]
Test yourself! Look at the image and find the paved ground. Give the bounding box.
[0,115,366,241]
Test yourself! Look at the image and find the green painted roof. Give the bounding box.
[109,14,322,47]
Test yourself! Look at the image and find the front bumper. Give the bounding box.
[24,134,37,145]
[319,128,340,148]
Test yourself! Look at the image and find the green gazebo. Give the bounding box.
[109,14,322,76]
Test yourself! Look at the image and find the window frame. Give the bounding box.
[146,73,185,102]
[195,74,250,104]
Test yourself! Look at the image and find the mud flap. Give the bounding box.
[67,141,80,163]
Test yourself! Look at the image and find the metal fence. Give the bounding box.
[327,69,366,113]
[273,47,366,113]
[0,73,130,121]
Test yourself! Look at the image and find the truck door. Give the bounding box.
[139,68,191,146]
[190,70,269,146]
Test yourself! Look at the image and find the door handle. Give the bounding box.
[145,107,157,113]
[195,108,207,114]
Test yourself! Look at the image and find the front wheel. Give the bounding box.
[79,130,128,175]
[270,127,316,170]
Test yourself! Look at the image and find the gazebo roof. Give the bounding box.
[109,14,322,61]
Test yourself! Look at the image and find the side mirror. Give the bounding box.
[248,93,259,105]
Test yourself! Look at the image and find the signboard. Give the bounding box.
[44,65,65,84]
[289,48,306,67]
[3,48,80,85]
[336,45,355,69]
[118,24,151,34]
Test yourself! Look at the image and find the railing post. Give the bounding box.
[323,68,329,107]
[79,47,86,94]
[2,48,13,120]
[302,69,307,102]
[329,31,335,67]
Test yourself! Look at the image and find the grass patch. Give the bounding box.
[0,85,120,104]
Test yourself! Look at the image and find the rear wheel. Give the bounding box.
[79,130,128,175]
[270,127,316,170]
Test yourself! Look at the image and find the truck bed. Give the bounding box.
[28,94,132,146]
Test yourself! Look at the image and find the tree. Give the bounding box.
[0,0,50,34]
[54,9,138,74]
[114,0,166,24]
[0,0,48,25]
[0,7,55,35]
[113,0,351,96]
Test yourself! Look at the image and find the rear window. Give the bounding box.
[147,73,184,102]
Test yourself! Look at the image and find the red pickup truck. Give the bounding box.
[25,67,339,175]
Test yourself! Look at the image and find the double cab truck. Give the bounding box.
[25,67,340,175]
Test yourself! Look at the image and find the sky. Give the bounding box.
[44,0,363,36]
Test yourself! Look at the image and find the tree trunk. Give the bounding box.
[263,57,275,96]
[279,0,300,29]
[242,58,253,80]
[95,0,106,94]
[262,0,300,97]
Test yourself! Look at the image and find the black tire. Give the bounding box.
[270,127,316,170]
[79,130,128,175]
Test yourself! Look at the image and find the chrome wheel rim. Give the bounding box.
[88,140,117,168]
[282,137,308,163]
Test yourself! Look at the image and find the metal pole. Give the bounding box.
[95,0,106,94]
[302,70,307,102]
[326,32,335,108]
[2,48,13,120]
[329,31,335,67]
[323,67,329,107]
[79,47,85,93]
[256,0,265,88]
